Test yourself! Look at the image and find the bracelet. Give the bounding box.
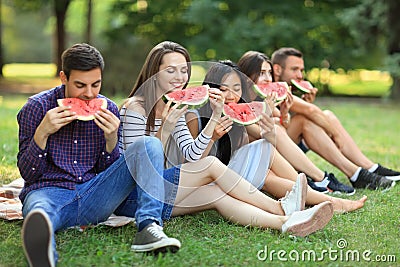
[280,114,290,125]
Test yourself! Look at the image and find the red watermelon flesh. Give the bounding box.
[253,82,288,105]
[290,79,312,94]
[163,85,209,109]
[222,102,266,125]
[57,98,107,121]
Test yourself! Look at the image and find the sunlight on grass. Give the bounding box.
[3,63,57,78]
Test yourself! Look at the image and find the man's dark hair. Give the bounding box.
[271,47,303,68]
[61,43,105,79]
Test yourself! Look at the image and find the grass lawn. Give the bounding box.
[0,94,399,266]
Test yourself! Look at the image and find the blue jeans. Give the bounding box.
[22,136,165,264]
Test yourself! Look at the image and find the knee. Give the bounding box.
[22,197,55,219]
[125,136,163,157]
[323,110,338,123]
[203,155,223,167]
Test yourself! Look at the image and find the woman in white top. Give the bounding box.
[117,41,334,237]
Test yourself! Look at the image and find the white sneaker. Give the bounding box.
[22,209,55,267]
[280,173,307,216]
[282,201,334,237]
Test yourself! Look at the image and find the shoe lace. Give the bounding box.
[147,224,168,239]
[327,173,340,184]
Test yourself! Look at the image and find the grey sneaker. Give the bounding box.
[352,168,396,190]
[131,222,181,253]
[280,173,307,216]
[282,201,333,237]
[22,209,55,267]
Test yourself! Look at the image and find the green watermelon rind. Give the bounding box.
[291,79,312,94]
[222,102,267,126]
[163,85,210,109]
[57,98,107,121]
[253,83,288,102]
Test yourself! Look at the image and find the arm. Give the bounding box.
[94,100,121,172]
[172,116,213,162]
[155,100,188,151]
[198,88,224,137]
[277,91,293,129]
[17,98,77,183]
[301,86,318,103]
[185,110,228,158]
[245,113,276,145]
[290,95,339,138]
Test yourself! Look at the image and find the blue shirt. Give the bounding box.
[17,85,121,202]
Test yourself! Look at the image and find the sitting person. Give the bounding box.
[17,43,181,267]
[270,47,398,190]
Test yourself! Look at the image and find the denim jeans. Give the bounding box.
[22,136,165,264]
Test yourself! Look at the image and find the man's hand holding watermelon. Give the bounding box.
[33,105,78,150]
[93,107,120,153]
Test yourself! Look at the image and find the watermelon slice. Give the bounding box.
[222,101,266,126]
[57,97,107,121]
[163,85,210,109]
[253,82,288,105]
[291,79,312,94]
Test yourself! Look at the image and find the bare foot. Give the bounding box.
[331,195,368,213]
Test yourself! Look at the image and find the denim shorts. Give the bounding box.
[161,165,181,220]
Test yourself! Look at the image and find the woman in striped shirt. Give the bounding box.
[117,41,334,237]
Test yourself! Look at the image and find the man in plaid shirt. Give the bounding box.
[17,43,180,267]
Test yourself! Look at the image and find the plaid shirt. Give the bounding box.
[17,85,121,202]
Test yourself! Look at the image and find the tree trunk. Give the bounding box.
[54,0,72,76]
[85,0,92,44]
[387,0,400,99]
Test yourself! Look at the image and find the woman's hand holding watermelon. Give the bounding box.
[160,99,188,136]
[201,88,226,139]
[278,91,293,127]
[211,116,233,141]
[258,113,275,143]
[94,107,120,153]
[208,88,225,117]
[263,93,277,115]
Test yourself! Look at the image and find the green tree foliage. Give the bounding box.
[12,0,72,74]
[2,0,53,63]
[340,0,400,99]
[106,1,370,68]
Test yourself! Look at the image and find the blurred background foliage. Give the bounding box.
[1,0,400,98]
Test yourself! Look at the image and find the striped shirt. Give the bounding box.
[17,85,121,202]
[119,106,211,164]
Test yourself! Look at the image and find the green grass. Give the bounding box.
[0,94,399,266]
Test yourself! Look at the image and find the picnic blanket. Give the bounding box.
[0,178,135,227]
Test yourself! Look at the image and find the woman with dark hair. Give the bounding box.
[118,41,334,238]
